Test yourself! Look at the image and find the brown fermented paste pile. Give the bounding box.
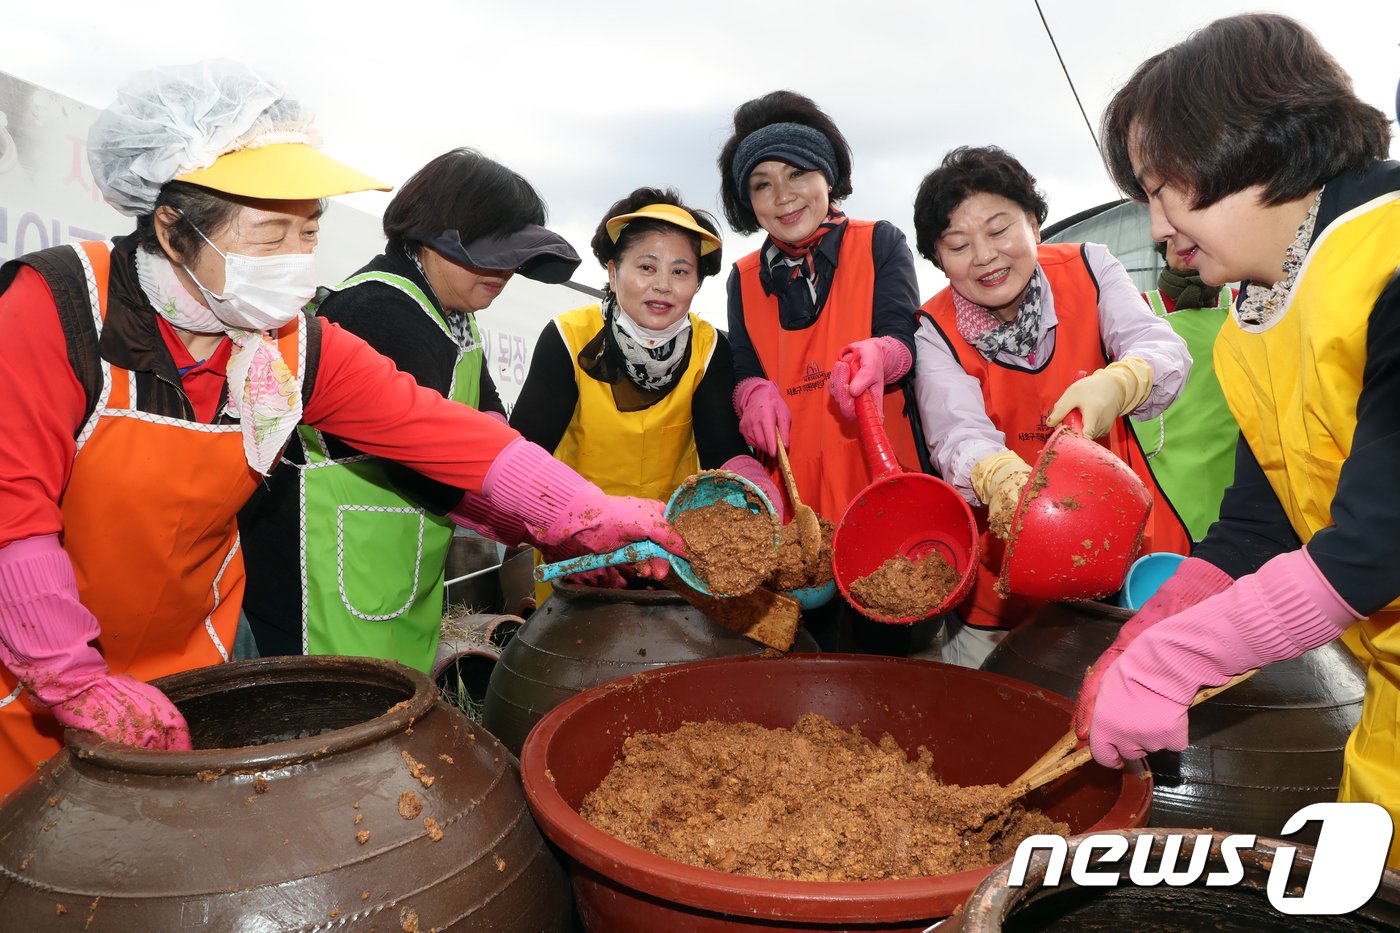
[672,501,775,596]
[581,713,1067,881]
[849,553,960,619]
[766,516,836,591]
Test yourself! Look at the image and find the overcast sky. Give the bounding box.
[7,1,1398,325]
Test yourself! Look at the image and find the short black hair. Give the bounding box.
[135,181,244,260]
[911,146,1048,269]
[1102,13,1392,209]
[717,91,854,235]
[382,148,547,250]
[590,187,722,288]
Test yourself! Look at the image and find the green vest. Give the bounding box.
[1129,288,1236,541]
[297,271,482,672]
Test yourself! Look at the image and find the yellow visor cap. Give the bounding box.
[174,142,391,200]
[605,203,721,255]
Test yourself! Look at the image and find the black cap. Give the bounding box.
[413,225,582,284]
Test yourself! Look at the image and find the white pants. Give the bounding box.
[940,616,1008,669]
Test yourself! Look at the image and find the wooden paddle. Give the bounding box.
[664,576,802,652]
[775,441,822,578]
[1001,669,1258,802]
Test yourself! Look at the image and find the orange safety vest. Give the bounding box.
[738,220,920,523]
[0,242,302,795]
[923,243,1190,629]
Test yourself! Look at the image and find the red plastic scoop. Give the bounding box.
[999,407,1152,600]
[832,387,978,624]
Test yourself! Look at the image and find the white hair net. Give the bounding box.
[88,60,322,216]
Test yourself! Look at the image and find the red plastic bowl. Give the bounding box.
[1001,420,1152,601]
[520,655,1152,932]
[833,472,979,623]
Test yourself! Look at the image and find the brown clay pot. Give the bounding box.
[943,828,1400,931]
[482,580,819,755]
[982,600,1366,842]
[0,656,573,931]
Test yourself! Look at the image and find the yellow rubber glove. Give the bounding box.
[1046,358,1153,439]
[971,450,1034,541]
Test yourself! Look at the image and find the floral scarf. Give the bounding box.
[134,248,302,475]
[1235,191,1322,329]
[952,274,1046,365]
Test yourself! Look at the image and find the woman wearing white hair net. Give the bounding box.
[0,60,683,796]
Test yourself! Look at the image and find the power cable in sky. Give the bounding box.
[1035,1,1102,157]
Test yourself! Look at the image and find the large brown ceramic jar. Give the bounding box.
[0,656,573,931]
[483,581,819,754]
[982,600,1365,842]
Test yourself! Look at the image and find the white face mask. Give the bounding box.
[184,226,318,331]
[612,307,692,349]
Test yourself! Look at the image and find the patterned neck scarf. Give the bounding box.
[763,206,847,326]
[134,248,303,475]
[952,274,1045,364]
[603,292,691,392]
[1236,191,1322,329]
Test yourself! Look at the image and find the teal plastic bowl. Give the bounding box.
[1118,552,1187,610]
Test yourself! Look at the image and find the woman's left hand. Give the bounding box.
[828,336,913,421]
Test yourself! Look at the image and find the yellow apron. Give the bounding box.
[535,305,715,601]
[1214,186,1400,866]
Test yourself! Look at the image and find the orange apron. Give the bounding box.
[924,243,1190,629]
[738,220,919,523]
[0,242,300,796]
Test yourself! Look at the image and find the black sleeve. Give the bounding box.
[508,323,579,453]
[868,221,920,358]
[726,267,768,382]
[477,366,506,417]
[317,282,464,514]
[692,331,751,468]
[1190,435,1303,579]
[1303,274,1400,615]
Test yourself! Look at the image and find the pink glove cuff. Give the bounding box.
[481,437,596,536]
[870,336,913,384]
[733,377,778,415]
[721,455,787,524]
[1119,549,1359,707]
[0,534,107,707]
[481,410,510,426]
[449,493,531,550]
[1121,556,1234,638]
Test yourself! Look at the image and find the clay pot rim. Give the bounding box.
[549,578,684,605]
[520,653,1154,924]
[68,656,434,776]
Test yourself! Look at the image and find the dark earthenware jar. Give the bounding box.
[982,600,1365,842]
[483,581,819,754]
[943,828,1400,931]
[0,656,573,931]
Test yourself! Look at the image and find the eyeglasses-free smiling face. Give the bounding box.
[1129,135,1313,288]
[935,191,1041,320]
[747,160,832,244]
[607,229,701,330]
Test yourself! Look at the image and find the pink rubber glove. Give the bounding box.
[721,455,787,524]
[828,336,913,422]
[482,438,685,580]
[1073,557,1232,740]
[734,377,791,458]
[449,492,531,549]
[1088,548,1360,768]
[480,409,510,426]
[0,535,191,750]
